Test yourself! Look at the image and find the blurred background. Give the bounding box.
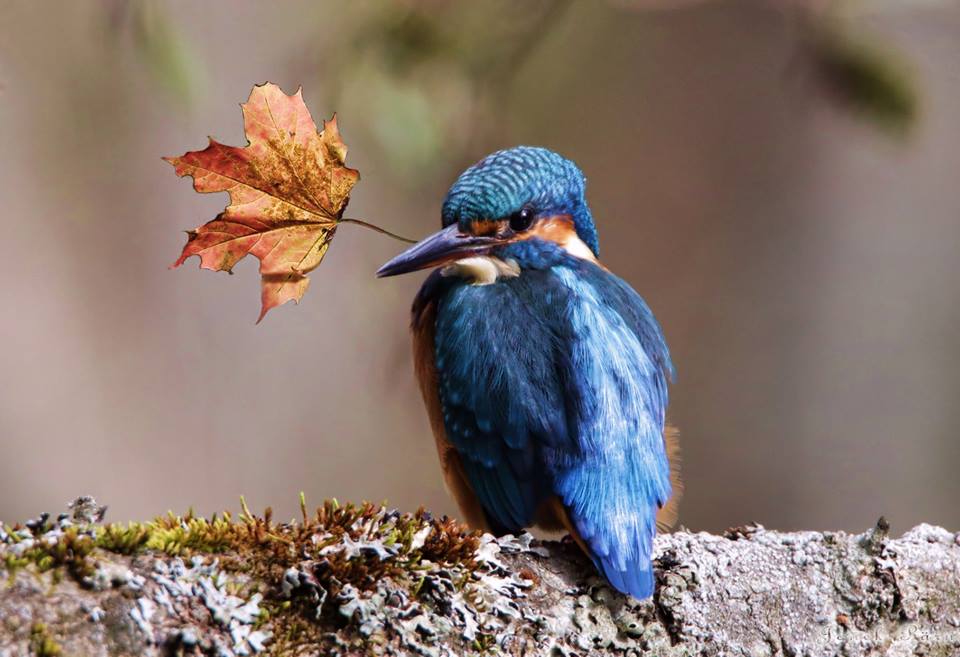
[1,0,958,535]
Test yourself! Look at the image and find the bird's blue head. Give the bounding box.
[441,147,598,253]
[377,147,599,278]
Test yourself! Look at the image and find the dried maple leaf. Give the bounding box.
[166,83,359,322]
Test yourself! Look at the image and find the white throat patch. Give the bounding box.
[562,233,597,262]
[441,256,521,286]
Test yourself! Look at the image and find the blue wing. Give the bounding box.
[548,262,672,598]
[432,258,673,598]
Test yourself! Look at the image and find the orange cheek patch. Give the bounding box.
[520,215,598,263]
[526,215,578,243]
[468,220,501,237]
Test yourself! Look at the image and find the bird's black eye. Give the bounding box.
[509,207,535,232]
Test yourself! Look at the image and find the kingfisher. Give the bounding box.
[377,147,679,599]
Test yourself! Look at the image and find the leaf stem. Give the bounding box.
[339,217,417,244]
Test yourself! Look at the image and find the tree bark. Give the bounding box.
[1,501,958,656]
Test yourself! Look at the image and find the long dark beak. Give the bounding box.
[376,224,497,277]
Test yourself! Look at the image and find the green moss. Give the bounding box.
[30,622,61,657]
[5,553,30,578]
[5,527,98,580]
[95,522,151,554]
[5,498,484,656]
[144,512,241,555]
[472,632,496,652]
[8,499,480,584]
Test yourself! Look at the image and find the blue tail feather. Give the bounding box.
[595,554,655,600]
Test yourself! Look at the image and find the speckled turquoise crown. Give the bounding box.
[441,146,599,256]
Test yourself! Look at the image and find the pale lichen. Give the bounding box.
[2,499,960,656]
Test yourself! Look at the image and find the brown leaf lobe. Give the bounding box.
[166,83,358,321]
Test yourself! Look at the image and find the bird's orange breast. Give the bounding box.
[411,293,491,531]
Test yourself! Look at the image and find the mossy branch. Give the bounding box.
[2,498,959,656]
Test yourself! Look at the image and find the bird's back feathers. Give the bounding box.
[412,252,674,599]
